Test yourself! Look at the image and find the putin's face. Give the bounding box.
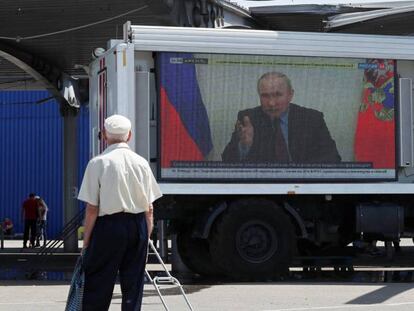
[258,76,294,119]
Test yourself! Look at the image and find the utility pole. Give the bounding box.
[61,103,79,252]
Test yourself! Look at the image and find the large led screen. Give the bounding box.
[157,52,396,181]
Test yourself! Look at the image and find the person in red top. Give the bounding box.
[2,218,14,235]
[21,193,38,248]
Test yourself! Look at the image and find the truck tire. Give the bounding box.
[209,199,295,280]
[177,229,221,277]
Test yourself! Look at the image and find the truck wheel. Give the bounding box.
[209,199,295,280]
[177,229,221,277]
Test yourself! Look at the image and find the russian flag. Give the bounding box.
[158,53,213,168]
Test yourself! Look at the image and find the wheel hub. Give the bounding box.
[236,220,278,264]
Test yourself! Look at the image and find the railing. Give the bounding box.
[36,208,85,256]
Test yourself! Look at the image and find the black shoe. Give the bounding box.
[23,245,27,249]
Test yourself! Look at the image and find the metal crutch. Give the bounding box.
[145,240,194,310]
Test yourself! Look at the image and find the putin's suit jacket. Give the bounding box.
[221,103,341,164]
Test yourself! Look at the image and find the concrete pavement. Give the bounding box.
[1,280,414,311]
[1,239,414,310]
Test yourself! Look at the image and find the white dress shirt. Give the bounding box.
[78,142,162,216]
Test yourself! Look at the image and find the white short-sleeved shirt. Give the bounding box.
[78,142,162,216]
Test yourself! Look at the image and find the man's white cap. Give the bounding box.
[104,114,131,135]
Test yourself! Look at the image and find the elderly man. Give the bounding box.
[222,71,341,164]
[78,114,162,311]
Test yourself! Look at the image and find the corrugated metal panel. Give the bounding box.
[0,91,89,239]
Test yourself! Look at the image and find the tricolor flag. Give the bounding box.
[354,59,395,169]
[158,53,213,168]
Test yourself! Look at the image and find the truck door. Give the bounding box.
[89,43,135,156]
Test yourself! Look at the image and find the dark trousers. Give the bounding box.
[23,219,37,247]
[82,212,148,311]
[36,220,47,246]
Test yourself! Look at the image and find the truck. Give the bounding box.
[88,22,414,280]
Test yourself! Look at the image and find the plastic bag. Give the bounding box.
[65,255,85,311]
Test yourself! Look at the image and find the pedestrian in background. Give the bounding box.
[78,114,162,310]
[21,193,38,248]
[36,197,48,247]
[2,218,14,236]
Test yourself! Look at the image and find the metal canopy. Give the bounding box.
[249,2,414,34]
[326,5,414,34]
[0,0,252,90]
[0,0,172,86]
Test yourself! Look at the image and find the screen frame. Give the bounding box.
[155,51,399,183]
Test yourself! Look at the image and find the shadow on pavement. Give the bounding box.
[347,283,414,305]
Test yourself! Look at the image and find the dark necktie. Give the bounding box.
[274,118,289,163]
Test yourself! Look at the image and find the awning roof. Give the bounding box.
[326,4,414,30]
[249,1,414,34]
[0,0,252,90]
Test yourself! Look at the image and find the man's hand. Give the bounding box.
[82,204,99,252]
[145,204,154,239]
[236,115,254,148]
